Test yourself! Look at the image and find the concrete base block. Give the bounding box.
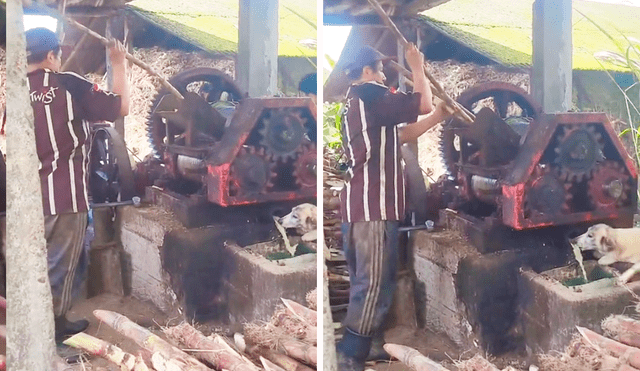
[519,261,640,353]
[119,206,181,315]
[118,204,316,324]
[412,230,478,348]
[224,244,316,324]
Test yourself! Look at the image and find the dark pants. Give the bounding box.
[337,220,399,361]
[45,212,88,317]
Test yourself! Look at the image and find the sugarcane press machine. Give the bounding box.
[428,82,637,238]
[88,67,317,212]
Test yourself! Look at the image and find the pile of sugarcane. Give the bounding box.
[384,313,640,371]
[322,147,350,328]
[63,292,318,371]
[323,146,343,253]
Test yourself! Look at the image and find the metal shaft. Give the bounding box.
[91,196,140,209]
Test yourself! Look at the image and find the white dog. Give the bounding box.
[572,223,640,284]
[279,203,317,241]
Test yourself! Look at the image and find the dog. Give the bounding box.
[572,223,640,284]
[279,203,317,241]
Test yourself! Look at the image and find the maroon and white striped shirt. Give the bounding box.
[28,69,121,216]
[340,81,421,223]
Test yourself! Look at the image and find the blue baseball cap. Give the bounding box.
[344,46,394,75]
[25,27,60,57]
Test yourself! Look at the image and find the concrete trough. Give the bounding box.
[518,261,640,354]
[411,210,572,354]
[118,204,316,325]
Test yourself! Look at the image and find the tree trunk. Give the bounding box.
[5,0,57,368]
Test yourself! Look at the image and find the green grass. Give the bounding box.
[420,0,640,71]
[128,0,316,57]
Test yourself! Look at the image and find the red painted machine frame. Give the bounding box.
[203,97,317,207]
[501,113,638,230]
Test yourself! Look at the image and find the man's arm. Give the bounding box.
[399,101,450,143]
[108,40,130,116]
[405,43,433,115]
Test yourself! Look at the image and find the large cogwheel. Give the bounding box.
[146,67,244,158]
[553,124,604,182]
[524,165,572,217]
[588,160,632,208]
[439,82,541,176]
[259,108,307,161]
[229,146,275,195]
[293,142,317,188]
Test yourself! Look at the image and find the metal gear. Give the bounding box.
[553,124,604,182]
[229,146,275,195]
[259,108,307,161]
[524,165,571,217]
[293,142,317,188]
[588,160,631,208]
[440,82,541,175]
[146,68,244,158]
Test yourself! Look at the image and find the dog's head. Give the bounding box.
[572,224,616,256]
[279,203,317,235]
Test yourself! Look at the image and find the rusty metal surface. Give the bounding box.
[429,83,637,233]
[440,82,542,176]
[142,67,317,208]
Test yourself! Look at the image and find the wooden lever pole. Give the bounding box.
[64,17,184,101]
[366,0,475,124]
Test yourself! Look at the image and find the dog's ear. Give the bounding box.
[305,215,315,228]
[599,234,616,253]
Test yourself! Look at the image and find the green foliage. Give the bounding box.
[420,0,640,70]
[129,0,317,57]
[580,11,640,200]
[323,102,343,149]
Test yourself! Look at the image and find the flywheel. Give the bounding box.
[147,67,244,158]
[440,82,541,175]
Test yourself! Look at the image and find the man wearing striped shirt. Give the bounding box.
[26,27,130,343]
[336,44,449,370]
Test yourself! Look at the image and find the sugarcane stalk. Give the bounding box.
[577,326,640,369]
[619,365,640,371]
[64,332,137,369]
[384,344,451,371]
[163,323,260,371]
[272,312,317,345]
[93,310,210,370]
[279,339,317,366]
[261,356,287,371]
[282,298,317,325]
[604,315,640,341]
[265,352,313,371]
[366,0,475,124]
[246,345,314,371]
[213,334,261,368]
[134,356,151,371]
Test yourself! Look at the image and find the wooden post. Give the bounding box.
[105,12,126,137]
[237,0,279,97]
[531,0,572,113]
[6,0,57,368]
